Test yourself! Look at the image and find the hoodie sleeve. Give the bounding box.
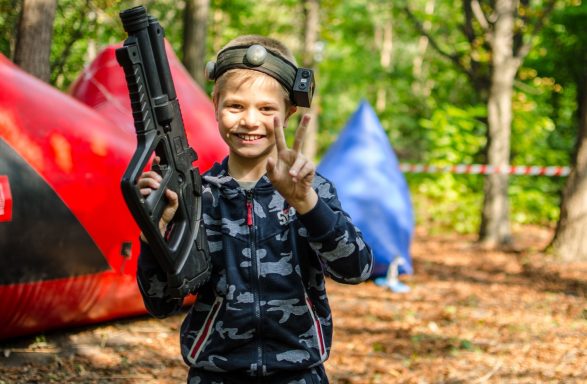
[297,174,374,284]
[136,240,184,318]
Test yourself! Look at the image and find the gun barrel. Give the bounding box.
[119,6,164,100]
[119,6,148,33]
[148,17,177,101]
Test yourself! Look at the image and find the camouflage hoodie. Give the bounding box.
[137,158,373,382]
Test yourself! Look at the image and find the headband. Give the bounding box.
[205,44,315,108]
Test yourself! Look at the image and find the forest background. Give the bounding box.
[1,0,586,258]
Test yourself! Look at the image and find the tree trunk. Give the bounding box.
[183,0,209,87]
[13,0,57,82]
[550,75,587,261]
[301,0,320,160]
[479,0,520,246]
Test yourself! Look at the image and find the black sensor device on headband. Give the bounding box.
[206,44,315,108]
[292,68,314,107]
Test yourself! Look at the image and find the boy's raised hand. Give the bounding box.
[266,114,318,214]
[137,156,179,240]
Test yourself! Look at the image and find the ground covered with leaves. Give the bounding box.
[1,226,586,383]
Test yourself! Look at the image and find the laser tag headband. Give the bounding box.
[205,44,315,108]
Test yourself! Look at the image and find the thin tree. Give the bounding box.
[547,4,587,261]
[301,0,320,160]
[553,75,587,260]
[404,0,555,246]
[410,0,435,100]
[183,0,209,87]
[13,0,57,82]
[374,3,394,113]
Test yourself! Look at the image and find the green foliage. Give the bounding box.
[0,0,21,58]
[508,1,587,226]
[509,85,570,225]
[408,173,483,234]
[407,104,486,233]
[50,0,129,88]
[419,104,486,164]
[536,2,587,85]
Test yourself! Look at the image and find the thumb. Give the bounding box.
[165,188,179,209]
[161,189,179,225]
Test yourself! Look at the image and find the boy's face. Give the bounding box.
[215,73,295,167]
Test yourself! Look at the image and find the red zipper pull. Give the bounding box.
[246,197,253,227]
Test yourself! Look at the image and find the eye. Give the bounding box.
[260,105,278,113]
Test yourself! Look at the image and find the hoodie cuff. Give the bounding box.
[297,198,338,237]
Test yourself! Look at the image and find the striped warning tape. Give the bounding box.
[399,164,571,176]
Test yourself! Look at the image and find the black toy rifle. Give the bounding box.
[115,5,210,298]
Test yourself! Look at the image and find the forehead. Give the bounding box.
[216,69,289,102]
[223,70,280,90]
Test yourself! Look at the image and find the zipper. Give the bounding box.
[305,293,328,361]
[246,193,253,227]
[246,190,263,375]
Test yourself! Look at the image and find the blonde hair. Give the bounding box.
[212,35,296,108]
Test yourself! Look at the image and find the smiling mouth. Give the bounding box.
[236,134,264,141]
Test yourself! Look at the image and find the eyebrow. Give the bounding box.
[222,95,281,108]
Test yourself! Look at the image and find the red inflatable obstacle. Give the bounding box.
[0,44,226,340]
[70,42,227,171]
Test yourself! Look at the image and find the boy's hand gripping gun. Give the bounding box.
[115,5,210,298]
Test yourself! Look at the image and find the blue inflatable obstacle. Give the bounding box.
[317,101,414,291]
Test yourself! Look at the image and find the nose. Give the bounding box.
[241,108,261,129]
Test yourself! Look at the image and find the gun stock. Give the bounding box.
[116,5,210,298]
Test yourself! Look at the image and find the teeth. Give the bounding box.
[237,134,262,141]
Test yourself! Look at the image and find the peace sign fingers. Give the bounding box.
[273,115,288,154]
[273,114,312,155]
[292,114,311,153]
[266,113,317,213]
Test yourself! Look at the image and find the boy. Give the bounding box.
[137,35,373,383]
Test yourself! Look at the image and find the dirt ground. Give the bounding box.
[1,225,586,384]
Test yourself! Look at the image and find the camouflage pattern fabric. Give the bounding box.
[137,157,373,382]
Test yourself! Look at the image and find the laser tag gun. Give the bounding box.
[115,5,210,298]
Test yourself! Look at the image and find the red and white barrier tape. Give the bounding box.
[399,164,571,176]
